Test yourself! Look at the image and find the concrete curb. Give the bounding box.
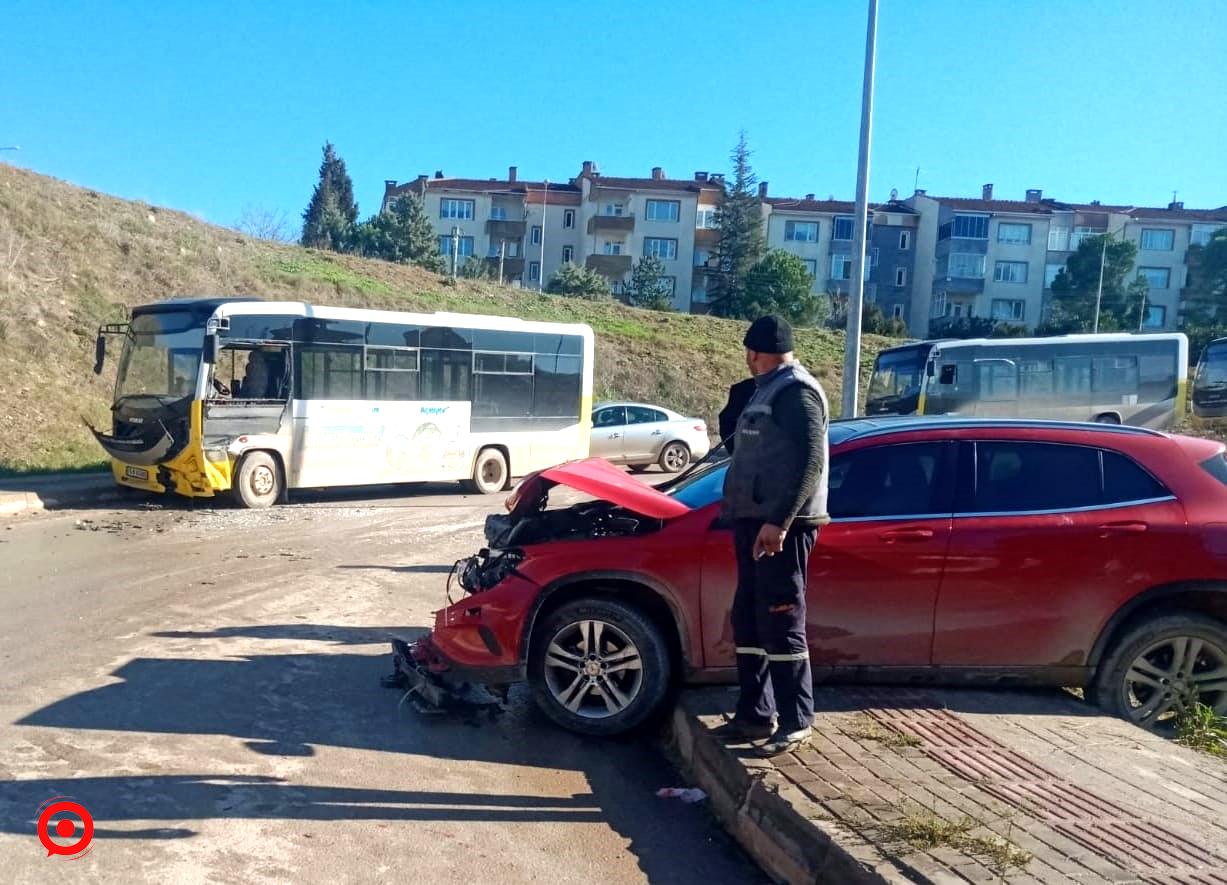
[0,473,125,516]
[664,691,910,885]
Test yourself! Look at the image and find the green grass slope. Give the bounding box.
[0,163,892,473]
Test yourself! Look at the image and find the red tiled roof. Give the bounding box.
[1126,206,1227,222]
[929,197,1054,214]
[384,178,580,197]
[766,197,916,214]
[588,175,719,194]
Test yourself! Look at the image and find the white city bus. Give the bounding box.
[866,333,1188,429]
[91,298,594,507]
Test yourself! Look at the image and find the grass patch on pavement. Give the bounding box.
[843,714,922,749]
[882,811,1032,871]
[1176,701,1227,757]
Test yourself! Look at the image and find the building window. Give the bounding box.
[895,267,907,286]
[1143,305,1167,329]
[991,299,1025,321]
[563,209,575,229]
[643,237,678,260]
[1070,226,1101,249]
[830,254,852,280]
[439,198,474,220]
[603,202,624,217]
[832,216,854,240]
[785,220,819,242]
[931,293,947,318]
[530,225,542,245]
[802,259,817,277]
[892,304,904,319]
[645,199,680,222]
[603,241,623,255]
[696,208,718,229]
[562,246,574,263]
[694,249,710,267]
[1048,226,1070,251]
[993,260,1028,283]
[490,206,507,221]
[899,230,911,250]
[1140,228,1175,251]
[1192,224,1223,247]
[438,235,474,259]
[947,253,986,279]
[1137,266,1171,289]
[529,261,541,281]
[659,276,677,296]
[1045,263,1063,288]
[950,214,989,239]
[997,222,1032,245]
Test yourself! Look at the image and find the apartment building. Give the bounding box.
[383,163,1226,332]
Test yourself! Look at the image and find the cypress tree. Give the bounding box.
[708,132,767,319]
[301,142,359,251]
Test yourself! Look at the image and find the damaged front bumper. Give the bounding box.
[382,635,509,716]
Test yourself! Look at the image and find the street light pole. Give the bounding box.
[841,0,878,419]
[451,226,461,278]
[539,179,549,290]
[1092,220,1131,334]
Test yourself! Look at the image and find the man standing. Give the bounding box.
[716,315,829,756]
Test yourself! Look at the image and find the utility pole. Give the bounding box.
[498,240,506,283]
[1093,233,1108,334]
[841,0,879,419]
[450,226,460,278]
[539,179,549,290]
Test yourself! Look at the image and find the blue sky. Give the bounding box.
[4,0,1224,230]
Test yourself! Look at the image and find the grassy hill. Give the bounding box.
[0,163,892,474]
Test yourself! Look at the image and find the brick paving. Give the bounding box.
[687,686,1227,883]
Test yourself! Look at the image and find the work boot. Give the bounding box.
[757,726,812,757]
[709,715,776,742]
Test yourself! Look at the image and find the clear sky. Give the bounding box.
[4,0,1224,231]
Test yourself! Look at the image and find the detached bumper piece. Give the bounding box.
[381,637,504,719]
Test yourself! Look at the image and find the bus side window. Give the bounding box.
[939,365,957,385]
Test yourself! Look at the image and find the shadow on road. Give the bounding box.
[8,627,754,881]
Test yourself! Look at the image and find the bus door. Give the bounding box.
[204,343,292,445]
[972,358,1019,418]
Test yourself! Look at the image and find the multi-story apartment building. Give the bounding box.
[383,163,1226,333]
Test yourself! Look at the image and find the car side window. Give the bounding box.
[593,407,625,428]
[828,443,946,519]
[1102,451,1169,504]
[625,406,662,425]
[970,442,1104,513]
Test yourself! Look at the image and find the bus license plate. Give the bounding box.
[125,466,149,481]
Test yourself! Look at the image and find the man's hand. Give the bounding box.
[753,523,787,560]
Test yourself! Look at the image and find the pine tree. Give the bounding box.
[353,192,446,273]
[301,142,359,251]
[627,255,674,310]
[708,132,766,319]
[545,263,611,299]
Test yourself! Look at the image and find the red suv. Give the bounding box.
[390,418,1227,737]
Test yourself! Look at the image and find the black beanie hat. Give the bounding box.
[743,315,794,354]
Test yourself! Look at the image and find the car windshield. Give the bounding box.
[115,310,205,402]
[667,458,729,509]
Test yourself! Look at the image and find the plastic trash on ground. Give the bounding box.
[655,787,707,803]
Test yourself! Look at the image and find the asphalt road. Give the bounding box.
[0,483,761,884]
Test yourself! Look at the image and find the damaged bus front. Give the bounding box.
[92,298,292,506]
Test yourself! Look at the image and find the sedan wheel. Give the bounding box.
[529,598,671,736]
[1094,613,1227,734]
[659,442,690,473]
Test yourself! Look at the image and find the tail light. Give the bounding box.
[694,424,706,432]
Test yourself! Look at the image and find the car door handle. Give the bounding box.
[1097,520,1149,536]
[651,430,663,436]
[608,433,621,439]
[878,528,934,543]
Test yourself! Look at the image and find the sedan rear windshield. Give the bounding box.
[1201,452,1227,486]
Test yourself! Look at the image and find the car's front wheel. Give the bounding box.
[1093,612,1227,734]
[528,598,671,736]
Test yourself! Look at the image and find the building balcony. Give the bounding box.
[486,256,525,277]
[585,254,632,277]
[588,214,635,234]
[486,219,526,239]
[694,227,720,247]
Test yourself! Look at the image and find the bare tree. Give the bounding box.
[235,205,293,242]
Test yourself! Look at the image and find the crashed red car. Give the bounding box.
[389,417,1227,737]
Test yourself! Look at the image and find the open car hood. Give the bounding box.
[520,458,691,520]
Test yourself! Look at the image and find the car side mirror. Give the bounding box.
[93,334,106,375]
[926,360,934,378]
[205,333,221,364]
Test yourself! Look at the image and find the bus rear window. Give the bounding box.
[1201,453,1227,486]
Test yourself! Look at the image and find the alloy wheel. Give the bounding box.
[542,619,644,719]
[661,444,688,472]
[1122,635,1227,731]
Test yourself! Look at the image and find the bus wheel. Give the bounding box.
[1093,413,1122,425]
[464,448,508,495]
[233,451,281,509]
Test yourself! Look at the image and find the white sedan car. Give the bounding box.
[589,402,711,473]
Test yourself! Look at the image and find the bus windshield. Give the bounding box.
[115,311,204,402]
[866,346,928,414]
[1200,344,1227,385]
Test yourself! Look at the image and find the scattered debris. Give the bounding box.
[656,787,707,803]
[843,714,922,749]
[879,810,1031,871]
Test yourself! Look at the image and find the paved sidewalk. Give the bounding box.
[669,686,1227,884]
[0,471,123,515]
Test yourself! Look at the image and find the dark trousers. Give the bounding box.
[731,519,816,733]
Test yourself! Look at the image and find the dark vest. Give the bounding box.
[722,362,829,524]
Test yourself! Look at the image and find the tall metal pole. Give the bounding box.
[1093,232,1108,334]
[841,0,878,419]
[499,240,506,283]
[451,226,460,278]
[539,179,549,290]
